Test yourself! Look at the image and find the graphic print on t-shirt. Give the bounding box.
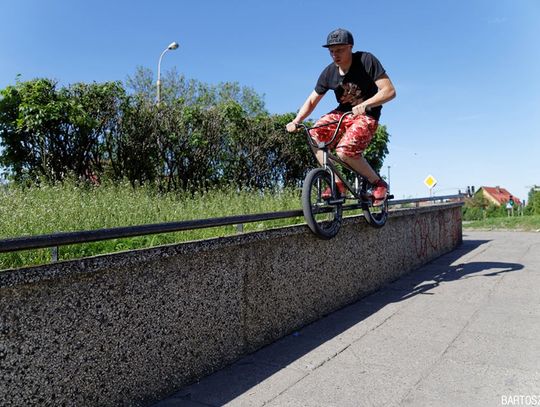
[314,51,385,120]
[339,82,364,106]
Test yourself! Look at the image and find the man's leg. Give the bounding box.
[310,111,348,194]
[335,115,388,204]
[311,146,347,196]
[310,111,342,148]
[335,115,382,183]
[337,153,380,184]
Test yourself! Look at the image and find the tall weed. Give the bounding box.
[0,182,303,270]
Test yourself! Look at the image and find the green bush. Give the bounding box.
[485,203,507,218]
[462,192,516,220]
[1,71,391,193]
[462,206,484,221]
[526,188,540,215]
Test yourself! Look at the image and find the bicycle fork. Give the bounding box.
[319,147,345,204]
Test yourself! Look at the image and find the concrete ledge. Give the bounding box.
[0,203,462,406]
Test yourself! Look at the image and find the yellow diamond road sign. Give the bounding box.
[424,175,437,189]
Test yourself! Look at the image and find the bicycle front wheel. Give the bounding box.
[302,168,343,239]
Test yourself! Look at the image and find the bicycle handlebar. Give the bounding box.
[295,106,373,130]
[293,105,375,149]
[296,109,366,149]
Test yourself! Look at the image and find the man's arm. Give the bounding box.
[352,73,396,116]
[286,90,324,132]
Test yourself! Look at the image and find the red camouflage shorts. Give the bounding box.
[311,111,378,157]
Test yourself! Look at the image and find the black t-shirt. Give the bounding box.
[315,51,386,120]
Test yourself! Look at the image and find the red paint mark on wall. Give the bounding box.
[414,209,461,259]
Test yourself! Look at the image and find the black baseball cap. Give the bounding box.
[322,28,354,48]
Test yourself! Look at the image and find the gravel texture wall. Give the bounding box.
[0,204,462,406]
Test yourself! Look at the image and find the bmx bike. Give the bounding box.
[295,111,393,239]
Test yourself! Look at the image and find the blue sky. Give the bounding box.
[1,0,539,201]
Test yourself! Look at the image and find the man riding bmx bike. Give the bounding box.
[286,28,396,205]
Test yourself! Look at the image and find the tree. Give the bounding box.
[116,96,160,186]
[1,70,392,192]
[0,82,26,179]
[0,78,73,182]
[462,192,488,220]
[124,68,275,190]
[265,112,315,187]
[62,81,126,182]
[125,66,267,116]
[0,79,126,183]
[526,187,540,215]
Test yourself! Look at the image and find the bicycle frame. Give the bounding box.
[298,112,370,203]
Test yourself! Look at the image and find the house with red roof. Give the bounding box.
[475,186,521,206]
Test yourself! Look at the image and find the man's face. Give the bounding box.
[328,44,353,66]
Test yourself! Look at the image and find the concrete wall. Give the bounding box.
[0,203,462,407]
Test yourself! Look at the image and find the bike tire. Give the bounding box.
[302,168,343,239]
[360,182,389,228]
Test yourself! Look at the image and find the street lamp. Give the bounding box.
[157,41,179,105]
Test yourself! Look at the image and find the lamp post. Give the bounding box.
[156,41,179,105]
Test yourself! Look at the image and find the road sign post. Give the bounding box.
[424,175,438,197]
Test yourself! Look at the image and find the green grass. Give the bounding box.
[0,182,306,270]
[463,214,540,231]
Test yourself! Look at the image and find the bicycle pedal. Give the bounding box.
[328,198,345,205]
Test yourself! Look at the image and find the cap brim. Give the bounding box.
[322,42,349,48]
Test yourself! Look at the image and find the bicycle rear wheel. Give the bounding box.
[302,168,343,239]
[361,182,389,228]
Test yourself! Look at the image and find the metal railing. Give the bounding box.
[0,194,464,257]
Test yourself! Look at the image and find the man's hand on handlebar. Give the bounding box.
[286,121,300,133]
[352,103,370,117]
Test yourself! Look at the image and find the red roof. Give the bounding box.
[480,186,521,206]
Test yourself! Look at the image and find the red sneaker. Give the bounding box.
[321,181,347,199]
[372,179,388,206]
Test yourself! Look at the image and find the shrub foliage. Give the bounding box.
[0,69,391,191]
